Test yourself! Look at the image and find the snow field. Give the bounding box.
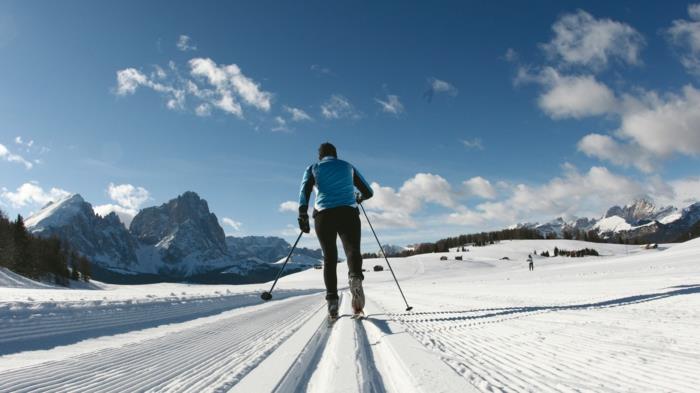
[1,239,699,392]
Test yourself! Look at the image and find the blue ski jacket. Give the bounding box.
[298,156,373,214]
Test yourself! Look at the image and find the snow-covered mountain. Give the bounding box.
[25,194,140,270]
[25,192,322,284]
[516,198,699,242]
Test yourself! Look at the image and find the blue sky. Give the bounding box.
[1,1,700,250]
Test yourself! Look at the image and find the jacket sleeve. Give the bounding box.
[298,165,315,214]
[352,166,373,200]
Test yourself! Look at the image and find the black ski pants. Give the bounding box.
[314,206,364,300]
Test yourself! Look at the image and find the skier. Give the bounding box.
[298,143,374,320]
[527,254,534,271]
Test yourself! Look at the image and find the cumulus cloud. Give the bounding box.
[222,217,242,232]
[271,116,290,132]
[463,176,497,199]
[93,204,138,226]
[94,183,151,226]
[375,94,404,115]
[176,35,197,52]
[362,173,459,228]
[666,4,700,75]
[576,84,700,171]
[279,200,299,213]
[577,133,655,173]
[517,67,617,119]
[423,78,458,102]
[1,182,70,208]
[321,94,360,119]
[115,58,272,119]
[541,9,645,70]
[355,165,700,232]
[283,106,312,121]
[106,183,150,210]
[0,143,33,169]
[461,138,484,150]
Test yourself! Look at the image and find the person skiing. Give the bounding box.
[527,254,534,271]
[298,142,374,320]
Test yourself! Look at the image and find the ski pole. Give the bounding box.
[261,231,303,301]
[359,202,413,311]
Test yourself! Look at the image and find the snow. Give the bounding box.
[659,211,682,224]
[24,194,85,232]
[1,238,699,392]
[594,215,632,233]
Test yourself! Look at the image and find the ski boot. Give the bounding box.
[349,277,365,319]
[327,296,339,323]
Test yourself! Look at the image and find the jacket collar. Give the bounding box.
[320,156,337,161]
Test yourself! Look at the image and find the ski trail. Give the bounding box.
[0,293,325,393]
[0,289,318,355]
[389,293,700,393]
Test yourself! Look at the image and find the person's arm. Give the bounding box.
[297,165,315,233]
[298,165,315,214]
[352,166,373,202]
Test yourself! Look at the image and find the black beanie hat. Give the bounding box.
[318,142,337,160]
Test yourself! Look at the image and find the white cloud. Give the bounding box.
[115,67,186,110]
[666,4,700,75]
[461,138,484,150]
[176,35,197,52]
[189,57,272,113]
[195,103,211,117]
[463,176,497,199]
[271,116,289,132]
[115,68,149,96]
[93,183,151,226]
[577,133,654,173]
[616,85,700,158]
[283,106,312,121]
[279,200,299,213]
[1,182,70,208]
[93,204,138,227]
[321,94,360,119]
[222,217,242,231]
[375,94,404,115]
[353,165,700,232]
[115,58,272,119]
[0,143,33,169]
[362,173,459,228]
[541,9,645,70]
[107,183,150,210]
[424,78,458,102]
[518,67,616,119]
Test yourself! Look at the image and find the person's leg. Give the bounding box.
[314,210,339,300]
[337,208,363,279]
[338,207,365,313]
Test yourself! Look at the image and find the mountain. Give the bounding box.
[516,198,698,243]
[130,192,231,276]
[26,192,322,284]
[25,194,140,270]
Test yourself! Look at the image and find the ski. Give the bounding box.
[351,311,366,320]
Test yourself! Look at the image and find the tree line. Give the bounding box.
[0,210,91,286]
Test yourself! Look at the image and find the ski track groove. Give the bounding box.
[388,298,700,393]
[0,292,317,354]
[0,294,325,393]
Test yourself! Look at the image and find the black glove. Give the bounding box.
[298,213,310,233]
[355,192,365,204]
